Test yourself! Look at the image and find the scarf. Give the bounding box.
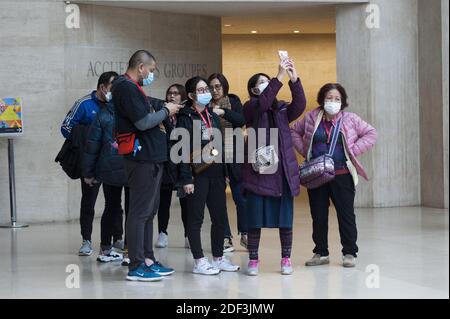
[213,96,234,162]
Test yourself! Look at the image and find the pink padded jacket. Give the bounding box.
[291,107,377,181]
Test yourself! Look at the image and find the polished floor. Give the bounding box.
[0,195,448,299]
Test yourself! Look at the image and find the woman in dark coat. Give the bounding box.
[241,58,306,276]
[208,73,247,253]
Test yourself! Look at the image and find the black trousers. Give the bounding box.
[112,185,129,243]
[158,186,188,237]
[80,179,101,241]
[307,174,358,257]
[124,159,163,270]
[100,184,129,250]
[186,175,227,259]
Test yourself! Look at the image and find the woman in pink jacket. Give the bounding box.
[291,83,377,268]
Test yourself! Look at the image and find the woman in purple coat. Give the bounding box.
[241,58,306,276]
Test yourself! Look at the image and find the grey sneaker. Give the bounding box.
[79,240,93,256]
[343,255,356,268]
[305,254,330,266]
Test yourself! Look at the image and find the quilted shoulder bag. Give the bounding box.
[299,117,343,189]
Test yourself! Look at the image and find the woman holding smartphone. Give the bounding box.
[155,84,190,249]
[241,55,306,276]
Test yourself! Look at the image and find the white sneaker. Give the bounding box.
[193,257,220,275]
[97,249,123,263]
[343,254,356,268]
[155,232,168,248]
[247,260,259,276]
[212,257,240,272]
[281,257,293,275]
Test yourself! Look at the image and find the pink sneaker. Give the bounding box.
[247,260,259,276]
[281,257,293,275]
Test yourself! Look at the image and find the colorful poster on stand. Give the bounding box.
[0,97,23,136]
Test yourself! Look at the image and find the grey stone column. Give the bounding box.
[418,0,448,209]
[337,0,421,208]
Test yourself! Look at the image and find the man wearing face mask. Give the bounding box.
[60,71,119,257]
[112,50,182,282]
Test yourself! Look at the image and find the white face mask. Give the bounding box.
[257,82,269,95]
[324,101,341,115]
[105,91,112,102]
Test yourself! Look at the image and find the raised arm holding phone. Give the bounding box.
[241,52,307,276]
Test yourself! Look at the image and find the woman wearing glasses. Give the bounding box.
[155,84,190,249]
[207,73,247,253]
[177,76,240,275]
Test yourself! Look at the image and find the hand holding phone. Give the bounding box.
[278,50,289,61]
[165,102,183,116]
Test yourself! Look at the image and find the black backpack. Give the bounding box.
[54,125,87,180]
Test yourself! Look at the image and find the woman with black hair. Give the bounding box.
[155,84,190,249]
[207,73,247,253]
[177,76,240,275]
[241,58,306,276]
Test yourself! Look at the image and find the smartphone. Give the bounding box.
[278,50,289,61]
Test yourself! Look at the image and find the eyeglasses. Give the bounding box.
[167,91,180,96]
[209,84,222,92]
[196,87,210,94]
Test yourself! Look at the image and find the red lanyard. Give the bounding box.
[124,73,147,98]
[194,106,212,129]
[194,106,213,138]
[323,118,333,144]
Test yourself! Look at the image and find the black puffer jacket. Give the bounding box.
[82,103,127,187]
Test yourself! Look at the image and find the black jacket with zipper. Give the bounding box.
[176,104,226,186]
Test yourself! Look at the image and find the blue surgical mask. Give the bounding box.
[142,72,154,86]
[196,92,212,106]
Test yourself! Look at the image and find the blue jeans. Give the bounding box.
[224,174,248,238]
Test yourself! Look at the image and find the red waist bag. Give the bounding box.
[116,132,136,155]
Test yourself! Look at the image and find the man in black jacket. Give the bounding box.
[59,71,118,256]
[82,100,129,264]
[112,50,182,282]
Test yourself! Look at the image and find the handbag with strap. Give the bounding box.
[251,107,279,174]
[190,107,220,175]
[299,116,343,189]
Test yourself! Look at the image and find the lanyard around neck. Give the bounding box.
[194,106,212,129]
